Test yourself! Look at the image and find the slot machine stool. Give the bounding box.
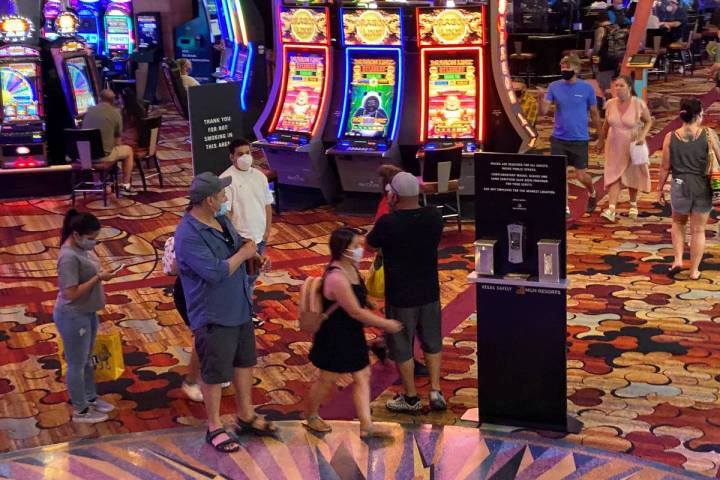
[510,42,537,87]
[66,129,120,207]
[418,145,463,233]
[133,115,163,191]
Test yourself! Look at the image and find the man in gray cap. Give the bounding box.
[174,171,277,453]
[366,172,446,413]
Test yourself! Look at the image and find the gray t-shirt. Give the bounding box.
[81,102,122,155]
[55,244,105,313]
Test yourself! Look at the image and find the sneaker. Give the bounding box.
[120,184,138,196]
[628,206,639,219]
[72,408,109,424]
[586,194,598,214]
[600,208,616,222]
[182,381,203,402]
[252,316,265,328]
[386,394,423,413]
[429,390,447,411]
[221,382,231,388]
[88,398,115,413]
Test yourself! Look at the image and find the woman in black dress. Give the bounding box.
[305,228,402,438]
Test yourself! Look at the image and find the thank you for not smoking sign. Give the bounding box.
[189,82,243,176]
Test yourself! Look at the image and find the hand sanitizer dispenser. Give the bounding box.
[537,239,560,283]
[474,239,497,276]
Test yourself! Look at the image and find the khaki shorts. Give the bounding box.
[97,145,132,163]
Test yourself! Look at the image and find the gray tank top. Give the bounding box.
[669,130,709,177]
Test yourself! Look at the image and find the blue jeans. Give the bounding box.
[248,241,265,314]
[54,309,99,412]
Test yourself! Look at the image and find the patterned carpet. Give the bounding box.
[0,68,718,477]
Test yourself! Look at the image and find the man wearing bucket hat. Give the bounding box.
[175,171,278,454]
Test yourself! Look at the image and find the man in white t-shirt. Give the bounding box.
[221,138,274,328]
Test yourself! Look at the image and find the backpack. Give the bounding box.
[604,25,628,60]
[298,273,338,334]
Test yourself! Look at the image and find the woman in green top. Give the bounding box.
[54,210,117,424]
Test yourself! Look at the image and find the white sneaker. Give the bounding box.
[88,398,115,413]
[182,381,203,402]
[600,208,616,222]
[221,382,231,388]
[72,408,109,424]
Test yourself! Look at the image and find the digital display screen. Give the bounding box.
[426,56,478,139]
[1,63,40,122]
[137,15,159,49]
[275,52,325,133]
[106,15,130,51]
[343,56,396,138]
[207,1,222,37]
[66,56,96,116]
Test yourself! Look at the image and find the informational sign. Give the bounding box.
[417,8,483,46]
[426,56,477,139]
[275,51,325,133]
[344,56,395,138]
[475,153,566,278]
[342,9,401,46]
[280,7,328,45]
[189,82,244,176]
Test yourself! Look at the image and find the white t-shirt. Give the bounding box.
[221,165,274,243]
[181,74,200,89]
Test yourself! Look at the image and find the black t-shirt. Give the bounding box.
[366,207,443,308]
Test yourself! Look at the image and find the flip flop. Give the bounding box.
[302,415,332,433]
[666,266,682,278]
[235,414,279,437]
[205,428,239,453]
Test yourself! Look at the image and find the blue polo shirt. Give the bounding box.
[174,212,252,331]
[545,79,597,141]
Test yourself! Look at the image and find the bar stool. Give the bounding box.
[510,41,537,87]
[643,34,669,81]
[667,22,698,75]
[418,145,463,233]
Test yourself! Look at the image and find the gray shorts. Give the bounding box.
[670,177,712,215]
[194,322,257,384]
[385,301,442,363]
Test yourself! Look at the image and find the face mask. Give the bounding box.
[561,70,575,81]
[75,235,97,251]
[344,247,364,264]
[214,200,230,217]
[235,153,252,171]
[666,5,674,11]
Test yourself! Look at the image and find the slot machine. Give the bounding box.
[132,12,163,103]
[174,0,221,84]
[325,5,405,193]
[415,5,486,195]
[102,0,134,76]
[0,15,46,169]
[254,1,337,202]
[486,0,537,153]
[74,0,102,56]
[41,1,62,41]
[213,0,266,138]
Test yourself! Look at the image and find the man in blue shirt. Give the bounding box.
[175,172,277,453]
[538,55,602,215]
[608,0,632,26]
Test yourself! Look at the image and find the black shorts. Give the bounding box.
[173,277,190,326]
[194,322,257,384]
[551,137,589,170]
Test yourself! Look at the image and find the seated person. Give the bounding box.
[81,89,136,195]
[658,0,689,42]
[177,58,200,89]
[608,0,633,26]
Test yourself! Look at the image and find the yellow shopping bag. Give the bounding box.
[57,331,125,382]
[366,255,385,299]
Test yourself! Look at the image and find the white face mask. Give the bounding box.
[666,5,674,11]
[234,153,253,171]
[344,247,364,264]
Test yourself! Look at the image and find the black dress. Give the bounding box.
[309,266,370,373]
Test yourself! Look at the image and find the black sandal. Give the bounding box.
[235,414,279,437]
[667,265,682,278]
[205,428,239,453]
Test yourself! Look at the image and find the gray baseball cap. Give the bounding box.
[189,171,231,204]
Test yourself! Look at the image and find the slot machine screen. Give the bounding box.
[1,63,40,122]
[343,56,396,138]
[206,0,221,38]
[66,57,97,116]
[106,15,131,51]
[275,52,325,134]
[426,55,478,140]
[137,14,159,49]
[77,11,99,49]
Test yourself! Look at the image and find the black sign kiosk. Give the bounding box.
[468,152,580,433]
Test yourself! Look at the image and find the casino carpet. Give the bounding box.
[0,69,717,477]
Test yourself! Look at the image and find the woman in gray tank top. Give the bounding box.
[658,98,719,280]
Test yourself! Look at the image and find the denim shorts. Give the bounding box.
[670,177,712,215]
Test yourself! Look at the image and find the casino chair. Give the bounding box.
[134,115,163,192]
[510,41,537,87]
[642,31,669,82]
[418,145,463,232]
[65,129,120,207]
[667,21,699,75]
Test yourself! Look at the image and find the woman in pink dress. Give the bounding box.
[597,76,653,222]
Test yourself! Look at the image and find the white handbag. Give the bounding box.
[630,141,649,166]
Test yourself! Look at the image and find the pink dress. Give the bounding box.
[603,97,651,192]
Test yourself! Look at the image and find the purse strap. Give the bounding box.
[704,128,719,175]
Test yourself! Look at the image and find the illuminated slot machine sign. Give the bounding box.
[77,7,100,51]
[55,11,79,38]
[65,56,96,116]
[417,8,485,146]
[104,8,134,55]
[1,62,41,122]
[268,6,331,140]
[491,0,537,148]
[343,57,396,138]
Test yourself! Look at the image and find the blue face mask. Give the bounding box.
[214,200,230,217]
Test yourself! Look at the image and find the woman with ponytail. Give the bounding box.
[54,209,117,423]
